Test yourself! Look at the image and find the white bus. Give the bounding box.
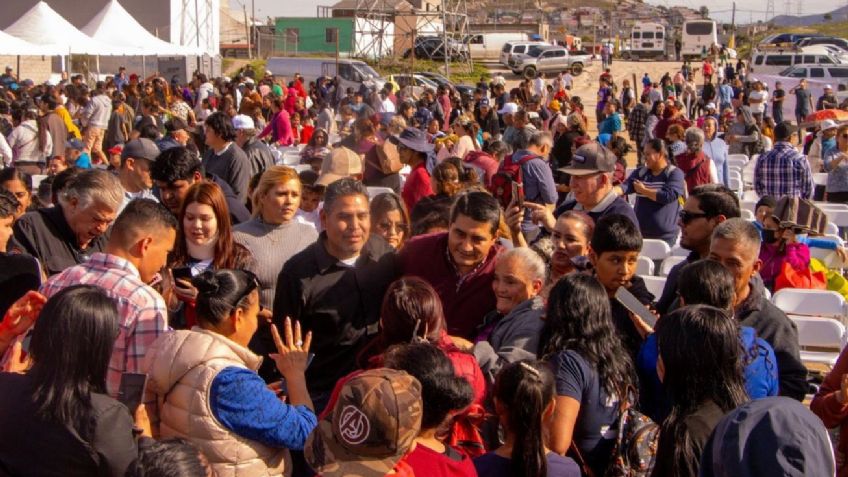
[625,23,666,60]
[681,20,719,60]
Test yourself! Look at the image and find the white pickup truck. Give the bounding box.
[509,46,591,78]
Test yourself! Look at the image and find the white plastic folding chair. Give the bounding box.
[741,209,755,221]
[640,239,672,261]
[366,186,395,201]
[636,256,655,276]
[741,189,759,201]
[772,288,847,320]
[817,202,848,211]
[727,157,748,170]
[659,256,687,277]
[826,209,848,232]
[640,275,667,299]
[669,246,689,257]
[742,199,757,215]
[728,175,744,198]
[826,222,840,236]
[790,315,847,368]
[292,164,312,173]
[727,153,749,165]
[813,173,828,187]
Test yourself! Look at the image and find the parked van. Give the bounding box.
[750,47,844,76]
[467,32,528,60]
[499,40,550,67]
[265,57,385,93]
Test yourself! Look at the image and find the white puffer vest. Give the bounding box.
[144,328,290,477]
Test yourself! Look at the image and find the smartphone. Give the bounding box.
[171,266,193,283]
[615,287,658,328]
[278,353,315,396]
[511,182,525,208]
[117,373,148,415]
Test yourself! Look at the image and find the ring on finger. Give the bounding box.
[295,340,303,347]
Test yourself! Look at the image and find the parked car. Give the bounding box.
[749,46,844,76]
[415,71,474,98]
[759,33,825,48]
[386,74,439,98]
[499,40,550,67]
[510,46,586,78]
[796,37,848,52]
[466,32,528,60]
[756,66,848,113]
[265,57,384,94]
[403,36,468,61]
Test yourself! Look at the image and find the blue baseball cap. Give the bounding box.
[65,138,85,151]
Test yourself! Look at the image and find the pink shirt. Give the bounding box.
[259,110,294,146]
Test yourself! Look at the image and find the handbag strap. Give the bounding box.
[569,442,596,477]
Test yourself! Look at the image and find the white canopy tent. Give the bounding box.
[4,1,139,56]
[82,0,201,56]
[0,29,61,56]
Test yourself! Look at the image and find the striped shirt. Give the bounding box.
[41,253,168,397]
[754,141,814,199]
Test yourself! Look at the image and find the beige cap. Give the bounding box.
[316,146,363,186]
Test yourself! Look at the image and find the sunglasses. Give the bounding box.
[679,210,710,224]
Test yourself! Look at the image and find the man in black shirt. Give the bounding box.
[13,169,123,276]
[772,81,785,124]
[150,146,250,224]
[267,178,397,412]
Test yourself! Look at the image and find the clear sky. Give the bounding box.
[231,0,847,25]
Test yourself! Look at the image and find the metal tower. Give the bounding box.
[765,0,775,23]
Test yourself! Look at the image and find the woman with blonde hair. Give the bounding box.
[234,166,318,311]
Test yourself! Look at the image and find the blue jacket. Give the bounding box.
[637,326,778,422]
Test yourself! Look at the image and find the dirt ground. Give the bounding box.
[485,58,704,165]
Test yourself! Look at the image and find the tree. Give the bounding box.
[699,6,709,19]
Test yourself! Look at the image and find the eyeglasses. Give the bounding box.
[678,210,710,224]
[377,221,409,234]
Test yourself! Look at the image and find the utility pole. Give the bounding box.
[730,2,736,50]
[251,0,256,58]
[194,0,201,74]
[243,4,251,59]
[442,0,449,78]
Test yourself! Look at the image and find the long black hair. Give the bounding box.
[651,305,749,477]
[494,360,555,477]
[383,342,473,431]
[538,273,635,400]
[29,285,120,440]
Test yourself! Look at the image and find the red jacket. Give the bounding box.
[810,347,848,477]
[675,150,712,193]
[400,233,503,339]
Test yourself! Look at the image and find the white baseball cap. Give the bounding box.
[498,102,519,115]
[232,114,255,130]
[825,84,833,90]
[706,102,716,110]
[822,119,838,131]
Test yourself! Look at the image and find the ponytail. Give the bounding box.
[494,361,555,477]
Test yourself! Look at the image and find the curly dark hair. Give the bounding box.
[538,273,635,400]
[204,111,236,141]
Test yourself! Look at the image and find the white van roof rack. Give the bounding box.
[755,44,801,53]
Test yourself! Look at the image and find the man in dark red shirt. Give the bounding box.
[400,191,504,338]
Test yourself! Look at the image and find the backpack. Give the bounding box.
[489,153,535,209]
[744,124,764,155]
[570,389,659,477]
[374,138,403,174]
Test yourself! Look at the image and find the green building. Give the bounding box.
[273,18,354,55]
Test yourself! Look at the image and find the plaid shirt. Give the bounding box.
[41,252,168,397]
[754,141,814,199]
[627,103,648,145]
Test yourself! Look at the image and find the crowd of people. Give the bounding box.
[0,57,845,477]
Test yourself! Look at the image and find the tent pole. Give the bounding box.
[16,56,20,82]
[142,55,146,79]
[96,56,100,79]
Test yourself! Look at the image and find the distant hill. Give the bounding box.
[771,5,848,27]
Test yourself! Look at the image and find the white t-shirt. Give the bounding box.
[748,90,768,114]
[562,73,574,88]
